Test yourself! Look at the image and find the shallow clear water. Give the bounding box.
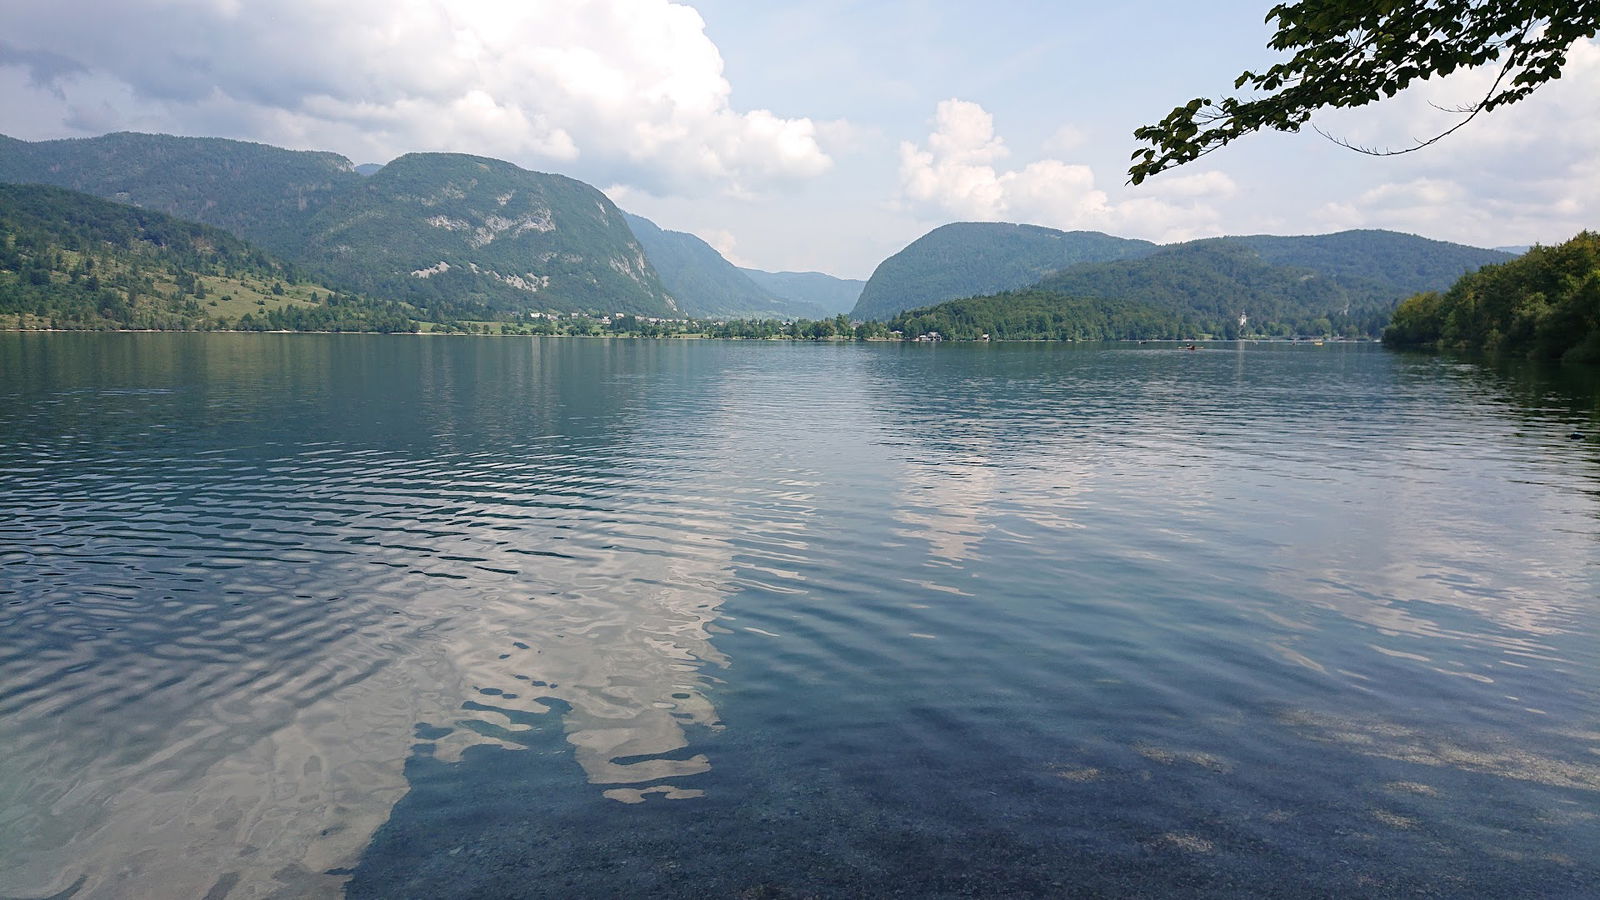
[2,334,1598,898]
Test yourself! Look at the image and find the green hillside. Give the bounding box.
[0,184,415,331]
[739,268,863,316]
[1385,232,1600,362]
[1232,230,1511,299]
[1027,233,1510,337]
[892,230,1509,341]
[851,222,1510,330]
[0,131,358,256]
[1030,240,1373,337]
[851,222,1157,320]
[621,212,815,318]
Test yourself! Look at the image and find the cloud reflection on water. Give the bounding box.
[0,336,751,897]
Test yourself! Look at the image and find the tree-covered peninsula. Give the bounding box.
[887,291,1191,342]
[1384,232,1600,362]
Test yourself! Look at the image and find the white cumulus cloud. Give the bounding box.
[0,0,833,195]
[896,99,1233,241]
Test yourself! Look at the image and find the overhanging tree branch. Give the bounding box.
[1312,29,1525,155]
[1128,1,1600,184]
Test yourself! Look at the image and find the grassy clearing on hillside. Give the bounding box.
[194,273,325,322]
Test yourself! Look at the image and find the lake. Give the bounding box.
[2,334,1598,898]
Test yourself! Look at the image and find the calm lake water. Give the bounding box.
[2,334,1598,898]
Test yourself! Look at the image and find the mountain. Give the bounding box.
[0,132,677,316]
[299,153,675,315]
[1029,240,1369,336]
[354,163,385,177]
[867,225,1513,338]
[738,268,863,316]
[0,183,414,331]
[851,222,1157,320]
[621,212,810,318]
[0,131,359,257]
[1030,232,1512,330]
[1229,230,1512,299]
[976,231,1512,338]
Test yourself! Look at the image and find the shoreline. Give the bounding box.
[0,328,1375,345]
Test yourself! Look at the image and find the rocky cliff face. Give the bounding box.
[301,153,676,314]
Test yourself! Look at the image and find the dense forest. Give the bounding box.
[1230,230,1512,299]
[882,239,1423,342]
[1384,232,1600,362]
[702,314,890,341]
[886,290,1192,341]
[0,184,417,332]
[1029,239,1452,338]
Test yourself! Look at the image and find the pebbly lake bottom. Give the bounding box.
[351,650,1598,899]
[1,334,1598,898]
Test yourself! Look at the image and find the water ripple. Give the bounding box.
[1,336,1597,898]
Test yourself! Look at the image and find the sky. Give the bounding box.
[1,0,1596,279]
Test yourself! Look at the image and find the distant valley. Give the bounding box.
[738,268,864,317]
[622,213,858,319]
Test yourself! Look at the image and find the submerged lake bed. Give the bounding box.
[2,334,1598,898]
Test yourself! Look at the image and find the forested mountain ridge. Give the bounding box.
[1021,233,1511,337]
[0,131,359,256]
[0,132,678,317]
[0,183,416,331]
[1030,240,1379,337]
[850,222,1158,320]
[853,221,1510,326]
[1230,230,1512,299]
[887,231,1510,341]
[621,212,826,318]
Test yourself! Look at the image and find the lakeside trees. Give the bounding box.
[887,291,1194,342]
[1384,231,1600,360]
